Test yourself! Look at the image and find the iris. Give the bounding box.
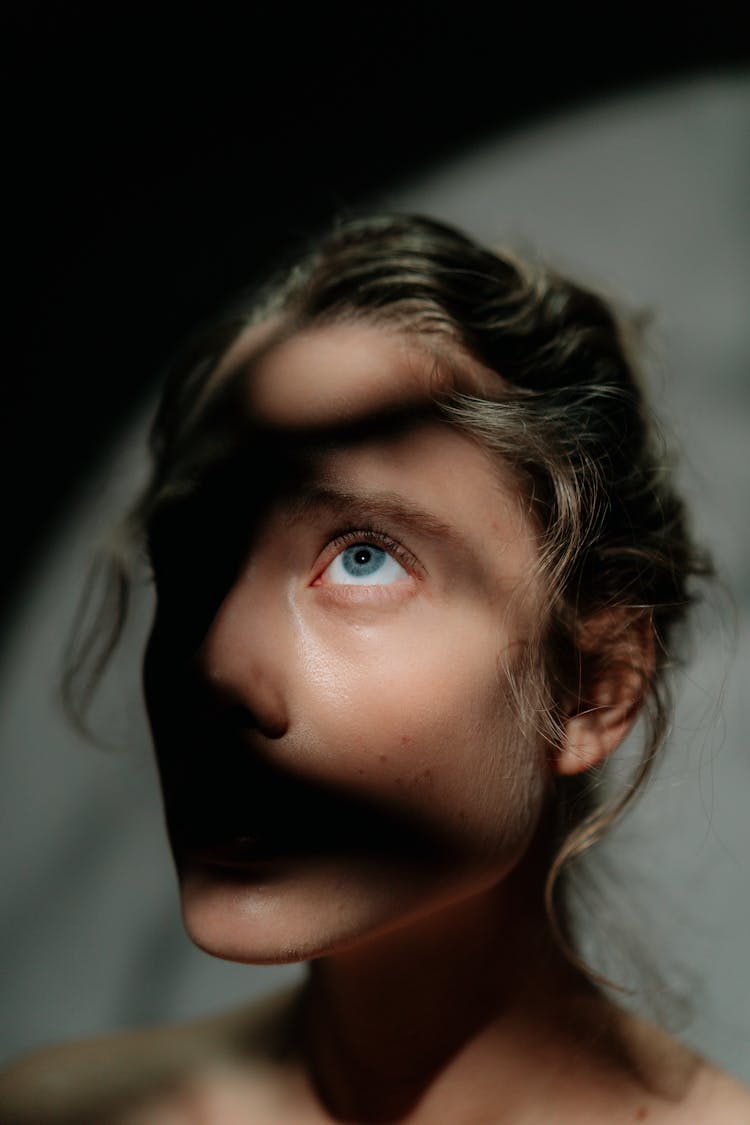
[341,544,386,578]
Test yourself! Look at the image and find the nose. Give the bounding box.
[194,572,290,741]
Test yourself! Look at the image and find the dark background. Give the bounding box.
[4,2,748,612]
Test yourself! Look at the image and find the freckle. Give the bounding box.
[400,734,412,745]
[635,1108,648,1121]
[379,754,387,763]
[395,776,403,786]
[357,768,364,775]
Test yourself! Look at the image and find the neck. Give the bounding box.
[301,872,591,1122]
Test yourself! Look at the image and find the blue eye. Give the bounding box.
[321,542,409,586]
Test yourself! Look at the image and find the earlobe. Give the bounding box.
[551,613,655,777]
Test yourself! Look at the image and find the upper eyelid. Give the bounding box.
[316,527,421,578]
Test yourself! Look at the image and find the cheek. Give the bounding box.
[293,604,546,853]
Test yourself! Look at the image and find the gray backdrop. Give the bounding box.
[2,70,748,1081]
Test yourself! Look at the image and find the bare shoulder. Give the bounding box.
[0,985,304,1125]
[683,1058,750,1123]
[614,1009,750,1123]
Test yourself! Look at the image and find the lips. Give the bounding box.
[166,802,299,866]
[179,835,287,869]
[169,801,391,865]
[162,756,452,874]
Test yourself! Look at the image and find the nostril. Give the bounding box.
[227,704,258,730]
[224,701,288,741]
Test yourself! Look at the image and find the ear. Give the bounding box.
[552,611,655,777]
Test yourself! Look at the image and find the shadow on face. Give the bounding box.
[143,321,547,964]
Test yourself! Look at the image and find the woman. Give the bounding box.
[2,214,748,1122]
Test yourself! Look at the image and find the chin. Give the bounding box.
[177,857,418,964]
[177,852,522,966]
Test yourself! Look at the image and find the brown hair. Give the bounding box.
[64,213,711,977]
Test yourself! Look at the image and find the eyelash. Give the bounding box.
[322,527,421,576]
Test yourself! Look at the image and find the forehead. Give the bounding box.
[218,320,497,429]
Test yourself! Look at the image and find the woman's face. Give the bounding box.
[144,322,548,964]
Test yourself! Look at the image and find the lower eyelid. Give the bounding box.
[311,579,417,604]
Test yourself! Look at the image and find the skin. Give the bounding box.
[2,322,749,1123]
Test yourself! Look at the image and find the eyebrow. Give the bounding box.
[286,484,468,551]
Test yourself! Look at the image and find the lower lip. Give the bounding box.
[180,838,286,869]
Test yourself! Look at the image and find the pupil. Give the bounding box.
[354,548,372,566]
